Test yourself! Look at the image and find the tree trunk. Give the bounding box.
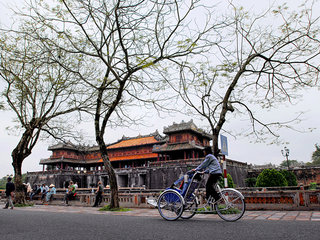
[96,136,119,209]
[211,132,220,157]
[11,129,34,204]
[12,149,27,204]
[101,153,119,209]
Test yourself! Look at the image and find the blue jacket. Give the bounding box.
[195,154,222,174]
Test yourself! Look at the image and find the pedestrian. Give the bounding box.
[192,147,222,203]
[3,176,15,209]
[92,181,104,207]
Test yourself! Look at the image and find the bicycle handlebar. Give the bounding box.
[187,170,207,175]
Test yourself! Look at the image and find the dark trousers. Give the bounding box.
[64,192,75,204]
[93,192,102,207]
[206,173,222,200]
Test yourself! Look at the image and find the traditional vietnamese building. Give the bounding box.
[40,131,165,171]
[152,120,212,161]
[29,120,250,189]
[40,120,211,172]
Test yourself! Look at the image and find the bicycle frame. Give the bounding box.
[182,171,244,214]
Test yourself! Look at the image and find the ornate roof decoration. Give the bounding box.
[163,120,212,138]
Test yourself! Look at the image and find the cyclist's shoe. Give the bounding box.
[207,195,222,205]
[206,196,215,204]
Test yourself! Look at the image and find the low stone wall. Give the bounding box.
[243,190,320,211]
[2,188,319,210]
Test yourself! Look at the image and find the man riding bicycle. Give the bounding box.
[192,147,222,203]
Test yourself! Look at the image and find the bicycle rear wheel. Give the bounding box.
[215,189,245,222]
[157,190,184,221]
[181,196,198,219]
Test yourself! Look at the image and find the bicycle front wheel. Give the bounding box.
[215,189,245,222]
[157,190,184,221]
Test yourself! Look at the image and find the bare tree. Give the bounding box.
[0,22,92,202]
[15,0,227,208]
[169,2,320,156]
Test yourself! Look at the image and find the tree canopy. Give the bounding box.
[310,144,320,165]
[0,14,93,202]
[166,1,320,155]
[10,0,221,208]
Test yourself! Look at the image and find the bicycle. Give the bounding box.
[157,170,246,221]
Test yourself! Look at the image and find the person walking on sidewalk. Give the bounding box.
[92,181,104,207]
[3,176,15,209]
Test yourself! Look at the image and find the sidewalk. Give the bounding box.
[11,204,320,221]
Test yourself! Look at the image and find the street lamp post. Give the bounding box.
[281,146,290,170]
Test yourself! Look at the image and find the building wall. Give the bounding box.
[26,159,249,189]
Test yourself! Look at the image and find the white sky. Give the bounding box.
[0,0,319,178]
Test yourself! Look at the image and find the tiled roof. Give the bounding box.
[153,142,205,152]
[91,153,158,163]
[40,157,86,164]
[109,153,158,161]
[107,136,159,149]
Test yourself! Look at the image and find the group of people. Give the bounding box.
[29,183,56,203]
[3,178,104,207]
[62,180,103,207]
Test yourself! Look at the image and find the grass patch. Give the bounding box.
[196,205,241,214]
[14,202,34,208]
[196,206,216,214]
[98,205,131,212]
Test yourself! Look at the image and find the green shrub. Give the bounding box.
[0,177,6,190]
[256,169,288,187]
[279,170,297,186]
[245,177,257,187]
[309,182,317,190]
[219,173,234,188]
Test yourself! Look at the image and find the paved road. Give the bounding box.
[1,206,319,240]
[7,204,320,221]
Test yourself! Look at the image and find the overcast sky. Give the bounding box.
[0,0,319,178]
